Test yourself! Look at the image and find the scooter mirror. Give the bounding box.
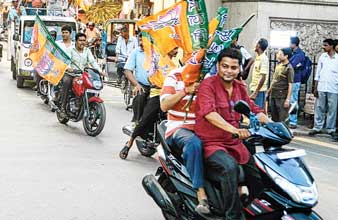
[234,100,251,117]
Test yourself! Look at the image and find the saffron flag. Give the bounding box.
[137,0,209,57]
[142,32,177,88]
[30,15,71,85]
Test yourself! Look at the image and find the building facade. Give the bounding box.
[222,0,338,58]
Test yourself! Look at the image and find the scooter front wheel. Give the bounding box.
[83,102,106,137]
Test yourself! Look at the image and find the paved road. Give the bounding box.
[0,43,337,219]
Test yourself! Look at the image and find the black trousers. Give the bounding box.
[61,74,73,109]
[131,96,160,139]
[205,151,264,220]
[131,84,150,123]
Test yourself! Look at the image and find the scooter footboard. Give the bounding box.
[142,174,177,216]
[285,210,322,220]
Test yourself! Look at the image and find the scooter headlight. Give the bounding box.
[92,80,102,90]
[266,166,318,206]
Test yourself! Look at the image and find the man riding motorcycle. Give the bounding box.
[160,67,210,214]
[59,32,101,118]
[119,46,179,159]
[115,26,138,84]
[195,48,270,220]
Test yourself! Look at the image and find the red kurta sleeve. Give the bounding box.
[196,78,216,118]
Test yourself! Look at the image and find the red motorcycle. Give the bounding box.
[55,67,106,137]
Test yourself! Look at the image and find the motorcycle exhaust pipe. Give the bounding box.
[142,174,177,216]
[122,125,134,136]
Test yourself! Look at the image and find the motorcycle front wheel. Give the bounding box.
[83,102,106,137]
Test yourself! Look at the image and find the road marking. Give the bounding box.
[293,136,338,150]
[307,151,338,161]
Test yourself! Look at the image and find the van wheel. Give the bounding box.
[11,58,16,80]
[17,76,24,88]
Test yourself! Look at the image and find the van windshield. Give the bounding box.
[22,20,76,44]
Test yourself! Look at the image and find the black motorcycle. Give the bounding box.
[142,100,322,220]
[122,111,166,157]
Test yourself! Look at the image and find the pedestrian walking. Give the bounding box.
[249,38,269,110]
[308,39,338,141]
[267,48,294,122]
[289,36,306,129]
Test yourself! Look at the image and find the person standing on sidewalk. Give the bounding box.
[249,38,269,110]
[267,48,294,122]
[309,39,338,141]
[289,37,305,129]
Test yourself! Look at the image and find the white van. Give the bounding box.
[11,15,77,88]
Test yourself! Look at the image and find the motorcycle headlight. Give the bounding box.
[92,80,102,90]
[24,58,32,67]
[266,166,318,206]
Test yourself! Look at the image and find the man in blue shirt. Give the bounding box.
[289,36,305,129]
[123,33,150,123]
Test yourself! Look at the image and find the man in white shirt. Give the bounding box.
[309,39,338,140]
[115,26,138,84]
[231,35,254,80]
[56,25,74,57]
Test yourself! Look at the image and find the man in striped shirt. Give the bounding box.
[160,67,210,215]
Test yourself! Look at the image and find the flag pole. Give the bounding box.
[241,13,255,28]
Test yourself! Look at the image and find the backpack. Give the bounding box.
[300,56,312,84]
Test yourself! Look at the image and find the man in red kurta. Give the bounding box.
[196,48,270,220]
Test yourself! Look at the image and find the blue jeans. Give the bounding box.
[166,128,205,189]
[314,91,338,133]
[252,91,266,110]
[290,82,301,126]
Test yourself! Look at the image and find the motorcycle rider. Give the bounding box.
[59,33,100,118]
[160,67,210,214]
[124,33,151,124]
[115,26,138,84]
[195,48,270,220]
[119,46,179,159]
[85,22,101,57]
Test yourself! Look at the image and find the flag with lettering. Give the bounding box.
[137,0,209,57]
[30,15,71,85]
[142,32,177,88]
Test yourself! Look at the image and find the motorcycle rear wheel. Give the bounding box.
[83,102,106,137]
[136,139,157,157]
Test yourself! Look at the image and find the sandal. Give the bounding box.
[195,199,210,214]
[119,143,130,159]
